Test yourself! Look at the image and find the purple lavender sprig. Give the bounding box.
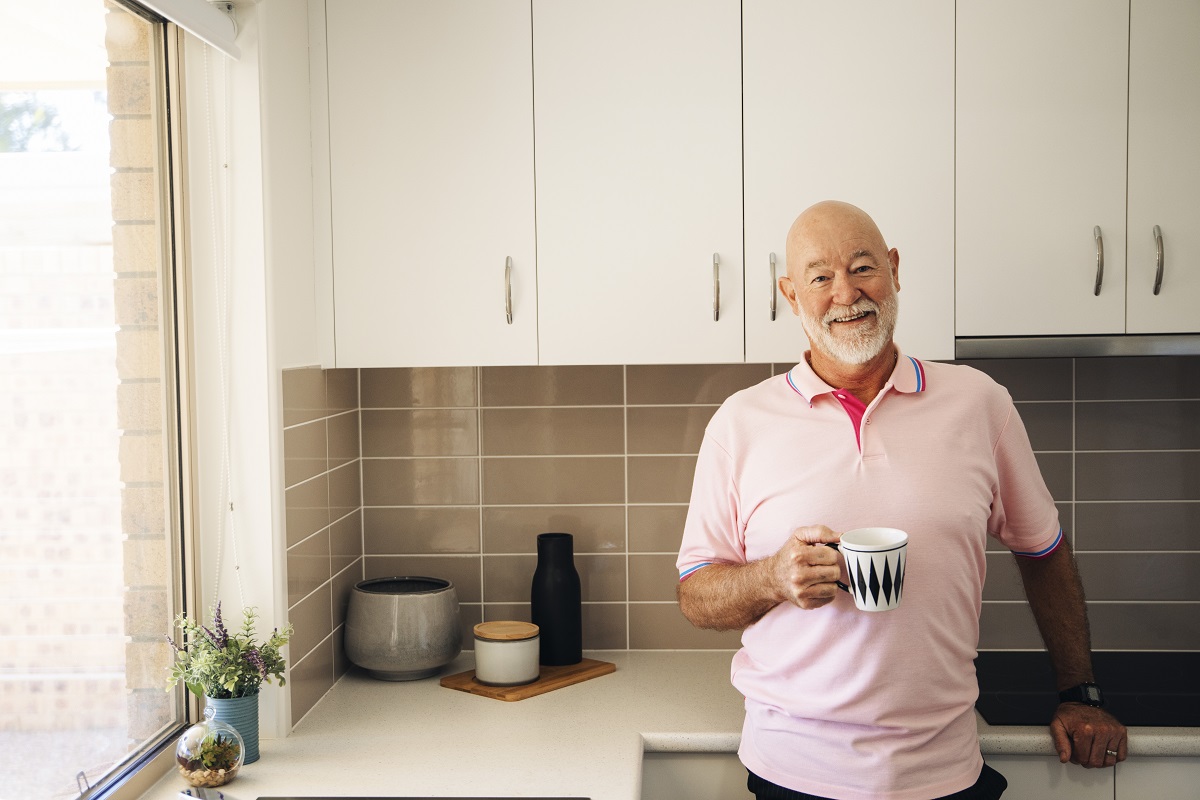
[244,645,267,679]
[212,601,230,648]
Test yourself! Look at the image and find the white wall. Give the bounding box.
[183,0,320,737]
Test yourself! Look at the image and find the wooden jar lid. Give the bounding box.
[474,621,539,641]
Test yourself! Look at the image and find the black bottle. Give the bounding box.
[530,532,583,666]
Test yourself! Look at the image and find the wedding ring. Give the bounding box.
[1105,750,1118,756]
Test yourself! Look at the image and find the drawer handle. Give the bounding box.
[713,253,720,322]
[1153,225,1164,296]
[769,252,777,321]
[505,256,513,324]
[1093,226,1104,296]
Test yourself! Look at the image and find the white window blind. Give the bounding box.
[138,0,240,58]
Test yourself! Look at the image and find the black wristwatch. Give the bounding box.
[1058,682,1105,707]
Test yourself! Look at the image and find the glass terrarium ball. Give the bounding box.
[176,707,245,787]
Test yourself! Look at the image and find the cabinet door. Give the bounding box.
[743,0,954,364]
[534,0,743,365]
[986,756,1114,800]
[956,0,1128,337]
[1126,0,1200,334]
[325,0,537,367]
[1115,757,1200,800]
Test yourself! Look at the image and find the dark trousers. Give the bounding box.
[747,763,1008,800]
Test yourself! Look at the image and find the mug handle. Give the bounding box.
[823,542,850,593]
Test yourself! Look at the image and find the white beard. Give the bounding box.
[800,290,899,366]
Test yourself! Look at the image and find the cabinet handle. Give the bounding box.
[769,252,777,321]
[713,253,720,322]
[1093,226,1104,296]
[1153,225,1164,296]
[504,256,513,324]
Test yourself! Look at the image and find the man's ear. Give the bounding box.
[778,274,801,315]
[888,247,901,292]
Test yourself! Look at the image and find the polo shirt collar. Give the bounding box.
[786,347,927,404]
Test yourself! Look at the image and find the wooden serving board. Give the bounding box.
[440,657,615,701]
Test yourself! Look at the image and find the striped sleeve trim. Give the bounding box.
[1012,528,1064,559]
[679,562,713,581]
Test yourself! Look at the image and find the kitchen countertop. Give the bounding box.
[139,651,1200,800]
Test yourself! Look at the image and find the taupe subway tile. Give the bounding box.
[328,411,360,468]
[328,461,361,521]
[332,560,361,628]
[483,553,626,603]
[483,602,531,624]
[481,456,624,505]
[628,456,698,504]
[630,553,681,601]
[1078,553,1200,600]
[364,554,482,604]
[1077,452,1200,501]
[954,359,1073,401]
[481,365,623,407]
[1076,356,1200,400]
[628,602,741,649]
[627,406,718,455]
[1075,502,1200,550]
[627,364,771,405]
[333,626,349,680]
[1016,403,1073,452]
[284,419,326,487]
[361,409,478,457]
[289,637,333,725]
[1087,602,1200,650]
[286,531,330,607]
[978,602,1042,649]
[363,507,480,554]
[330,510,361,573]
[1076,401,1200,450]
[480,407,624,455]
[582,602,629,650]
[282,367,327,426]
[362,458,479,506]
[982,553,1026,601]
[629,505,689,553]
[1034,452,1073,501]
[289,582,332,661]
[481,506,625,553]
[482,554,535,603]
[285,474,329,548]
[360,367,477,408]
[326,368,359,411]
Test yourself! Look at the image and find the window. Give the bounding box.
[0,2,192,797]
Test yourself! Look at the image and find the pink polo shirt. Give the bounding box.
[677,351,1061,800]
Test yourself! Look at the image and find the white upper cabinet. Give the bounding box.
[956,0,1129,337]
[532,0,744,365]
[743,0,955,363]
[1126,0,1200,333]
[323,0,537,367]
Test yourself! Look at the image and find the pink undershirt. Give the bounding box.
[832,389,868,449]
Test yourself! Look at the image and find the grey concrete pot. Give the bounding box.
[345,576,462,681]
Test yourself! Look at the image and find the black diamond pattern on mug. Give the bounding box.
[847,552,906,608]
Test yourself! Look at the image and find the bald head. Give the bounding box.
[785,201,890,277]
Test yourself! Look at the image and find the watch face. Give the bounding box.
[1084,685,1102,704]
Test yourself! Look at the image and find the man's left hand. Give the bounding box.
[1050,703,1128,768]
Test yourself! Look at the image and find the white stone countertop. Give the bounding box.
[139,651,1200,800]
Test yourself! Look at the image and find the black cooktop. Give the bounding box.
[974,651,1200,727]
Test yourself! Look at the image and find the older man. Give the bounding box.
[676,201,1126,800]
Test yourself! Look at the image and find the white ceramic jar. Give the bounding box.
[473,621,540,686]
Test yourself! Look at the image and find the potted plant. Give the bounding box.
[166,602,293,764]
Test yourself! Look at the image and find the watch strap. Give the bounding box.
[1058,682,1104,707]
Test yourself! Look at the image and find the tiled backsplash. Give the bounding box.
[282,356,1200,723]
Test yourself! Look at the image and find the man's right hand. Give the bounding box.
[769,525,844,610]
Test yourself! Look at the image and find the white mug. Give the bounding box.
[828,527,908,612]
